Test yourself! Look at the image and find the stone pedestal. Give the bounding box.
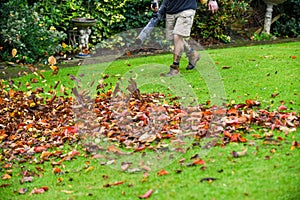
[262,0,287,34]
[72,18,97,58]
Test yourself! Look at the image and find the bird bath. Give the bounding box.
[262,0,287,34]
[72,18,97,58]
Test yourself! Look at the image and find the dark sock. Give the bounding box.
[173,62,179,66]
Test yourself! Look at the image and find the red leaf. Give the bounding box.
[193,159,206,165]
[278,105,287,111]
[69,150,80,157]
[53,168,61,174]
[134,145,146,152]
[230,133,247,143]
[139,189,153,199]
[63,126,78,134]
[30,186,48,195]
[157,169,169,176]
[112,181,124,186]
[34,146,47,153]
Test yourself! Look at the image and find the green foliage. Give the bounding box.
[121,0,154,30]
[192,0,250,44]
[0,0,66,63]
[272,0,300,37]
[34,0,130,44]
[252,33,275,41]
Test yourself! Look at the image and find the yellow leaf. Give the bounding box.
[12,48,17,57]
[50,26,56,31]
[50,65,58,71]
[62,42,67,48]
[85,166,94,173]
[61,190,73,194]
[48,56,57,65]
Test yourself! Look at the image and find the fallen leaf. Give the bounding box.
[0,184,11,188]
[1,174,11,180]
[53,168,62,174]
[232,149,247,158]
[30,186,49,195]
[200,177,217,183]
[50,65,58,71]
[139,189,153,199]
[291,141,300,150]
[112,181,124,186]
[222,66,231,69]
[278,105,287,111]
[20,176,34,184]
[34,146,47,153]
[61,190,74,194]
[18,188,28,194]
[85,166,94,173]
[192,159,206,165]
[157,169,169,176]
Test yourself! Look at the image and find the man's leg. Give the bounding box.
[184,40,200,70]
[163,13,181,76]
[173,9,199,70]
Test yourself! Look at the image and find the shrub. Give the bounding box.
[192,0,250,44]
[272,0,300,37]
[34,0,130,44]
[0,0,66,64]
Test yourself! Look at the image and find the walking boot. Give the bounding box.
[162,64,180,77]
[186,50,200,70]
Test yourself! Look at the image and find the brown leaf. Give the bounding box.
[200,177,217,183]
[40,151,52,159]
[0,184,11,188]
[222,66,231,69]
[1,174,11,180]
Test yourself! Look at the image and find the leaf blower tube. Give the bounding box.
[136,0,168,45]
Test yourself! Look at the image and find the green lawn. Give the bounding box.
[0,42,299,200]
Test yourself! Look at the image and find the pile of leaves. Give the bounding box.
[0,77,299,165]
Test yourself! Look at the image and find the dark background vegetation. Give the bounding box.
[0,0,299,64]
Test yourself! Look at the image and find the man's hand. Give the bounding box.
[208,0,218,13]
[151,1,159,12]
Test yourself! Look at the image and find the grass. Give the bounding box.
[1,42,300,200]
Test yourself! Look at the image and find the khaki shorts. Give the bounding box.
[166,9,196,40]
